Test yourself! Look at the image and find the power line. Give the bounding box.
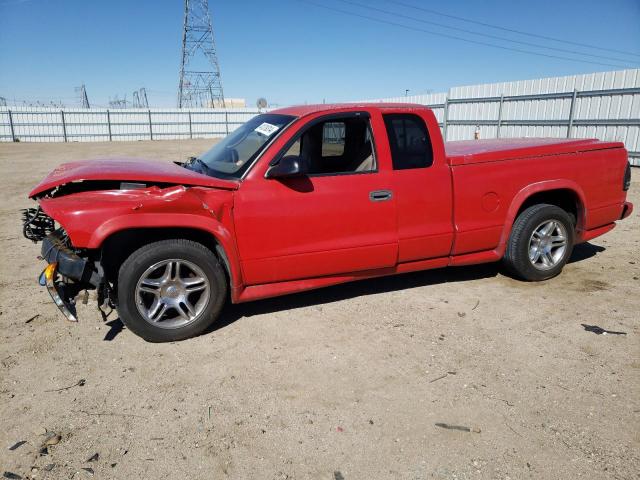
[296,0,632,69]
[387,0,640,59]
[337,0,636,65]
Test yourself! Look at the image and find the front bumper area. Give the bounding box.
[41,231,99,284]
[37,231,102,322]
[39,263,78,322]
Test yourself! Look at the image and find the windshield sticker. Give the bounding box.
[254,122,280,137]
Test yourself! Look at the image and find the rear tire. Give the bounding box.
[503,204,575,281]
[117,239,227,342]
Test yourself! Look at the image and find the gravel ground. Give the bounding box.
[0,140,638,480]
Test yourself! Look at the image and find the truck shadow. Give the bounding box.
[209,242,606,334]
[567,242,605,263]
[209,262,498,334]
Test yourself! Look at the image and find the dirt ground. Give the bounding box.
[0,140,638,480]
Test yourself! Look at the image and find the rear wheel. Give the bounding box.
[117,239,227,342]
[503,204,575,281]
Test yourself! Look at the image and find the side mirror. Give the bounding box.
[265,155,306,179]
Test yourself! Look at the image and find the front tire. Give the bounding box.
[503,204,575,281]
[117,239,227,342]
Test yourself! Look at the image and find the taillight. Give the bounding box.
[623,162,631,191]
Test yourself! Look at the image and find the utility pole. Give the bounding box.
[178,0,225,108]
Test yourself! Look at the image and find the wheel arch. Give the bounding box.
[496,180,587,256]
[95,214,243,294]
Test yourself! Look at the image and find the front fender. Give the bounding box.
[38,186,243,291]
[92,212,243,291]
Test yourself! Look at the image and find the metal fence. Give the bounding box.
[402,87,640,165]
[0,108,261,143]
[2,69,639,165]
[368,68,640,166]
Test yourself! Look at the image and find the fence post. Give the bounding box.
[61,110,67,142]
[442,96,449,141]
[148,109,153,140]
[188,110,193,139]
[567,89,578,138]
[224,111,229,135]
[106,109,112,141]
[496,94,504,139]
[8,110,16,142]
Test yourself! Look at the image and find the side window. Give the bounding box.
[283,139,301,157]
[292,116,376,175]
[383,114,433,170]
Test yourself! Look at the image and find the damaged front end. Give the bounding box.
[23,158,238,326]
[23,207,110,322]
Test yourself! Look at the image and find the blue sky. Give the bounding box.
[1,0,639,107]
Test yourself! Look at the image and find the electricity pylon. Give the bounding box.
[177,0,225,108]
[133,88,149,108]
[75,84,90,108]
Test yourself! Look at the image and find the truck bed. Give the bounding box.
[445,138,625,166]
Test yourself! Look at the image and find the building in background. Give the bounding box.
[209,98,246,108]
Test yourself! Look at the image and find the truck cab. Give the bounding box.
[234,105,453,285]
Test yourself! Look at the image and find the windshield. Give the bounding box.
[188,113,296,179]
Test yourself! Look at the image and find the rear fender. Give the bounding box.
[496,180,587,257]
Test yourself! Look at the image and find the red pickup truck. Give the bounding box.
[23,103,633,342]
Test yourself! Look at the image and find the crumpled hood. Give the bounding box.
[38,185,234,248]
[29,157,238,198]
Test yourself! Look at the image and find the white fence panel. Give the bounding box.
[0,107,262,143]
[2,70,639,165]
[366,69,640,166]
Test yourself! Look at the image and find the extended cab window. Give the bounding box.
[286,116,375,175]
[383,114,433,170]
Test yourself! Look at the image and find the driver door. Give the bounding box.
[233,112,398,285]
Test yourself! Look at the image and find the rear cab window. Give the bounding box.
[383,114,433,170]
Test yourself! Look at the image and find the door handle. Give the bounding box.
[369,190,393,202]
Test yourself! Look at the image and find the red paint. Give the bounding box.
[29,158,238,197]
[28,103,633,303]
[236,257,451,303]
[445,137,623,165]
[580,223,616,243]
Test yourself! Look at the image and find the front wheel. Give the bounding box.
[117,239,227,342]
[503,204,575,281]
